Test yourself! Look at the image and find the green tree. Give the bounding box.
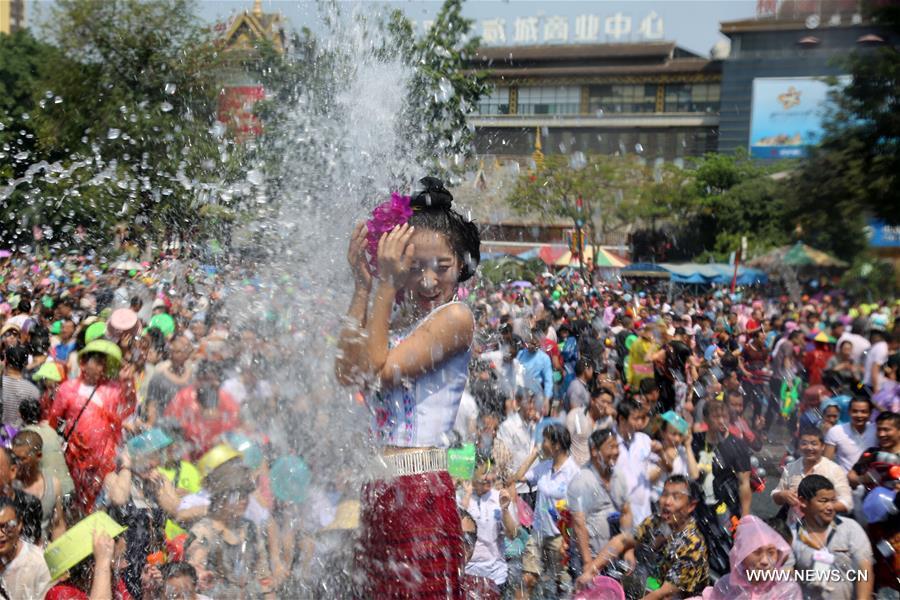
[783,3,899,261]
[507,153,648,247]
[387,0,489,167]
[19,0,243,250]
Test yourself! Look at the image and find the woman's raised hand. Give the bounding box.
[348,222,373,290]
[376,223,415,289]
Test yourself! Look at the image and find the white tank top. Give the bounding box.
[369,302,473,448]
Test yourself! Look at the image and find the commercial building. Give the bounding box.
[0,0,25,34]
[717,0,896,157]
[469,41,723,165]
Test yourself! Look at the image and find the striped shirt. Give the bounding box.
[1,375,40,426]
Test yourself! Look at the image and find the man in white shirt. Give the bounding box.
[863,328,889,392]
[773,426,853,523]
[566,389,614,467]
[613,397,655,526]
[0,499,51,600]
[824,397,877,471]
[497,392,537,494]
[834,320,870,365]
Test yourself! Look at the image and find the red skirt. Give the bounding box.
[360,470,464,599]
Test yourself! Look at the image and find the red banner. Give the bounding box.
[217,86,266,138]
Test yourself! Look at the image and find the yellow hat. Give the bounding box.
[322,500,360,532]
[44,512,126,581]
[197,444,241,479]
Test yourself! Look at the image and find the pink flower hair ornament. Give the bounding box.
[365,192,413,275]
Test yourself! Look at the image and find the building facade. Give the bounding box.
[717,1,896,155]
[0,0,25,34]
[469,42,722,165]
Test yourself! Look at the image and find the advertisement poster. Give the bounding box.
[748,76,848,159]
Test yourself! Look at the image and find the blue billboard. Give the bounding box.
[867,220,900,248]
[748,76,848,159]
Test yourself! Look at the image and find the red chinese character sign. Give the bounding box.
[217,86,266,139]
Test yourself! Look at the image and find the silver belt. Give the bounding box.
[379,447,448,478]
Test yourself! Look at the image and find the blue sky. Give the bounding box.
[196,0,758,56]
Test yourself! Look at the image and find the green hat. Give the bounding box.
[447,443,476,480]
[270,455,311,504]
[224,432,263,470]
[127,428,173,455]
[148,313,175,338]
[85,322,106,343]
[79,339,123,365]
[660,410,689,435]
[44,512,126,581]
[42,295,54,309]
[33,361,62,383]
[50,320,62,335]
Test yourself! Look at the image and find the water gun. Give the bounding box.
[779,377,801,418]
[556,499,572,567]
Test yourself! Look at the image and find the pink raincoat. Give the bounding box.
[698,515,801,600]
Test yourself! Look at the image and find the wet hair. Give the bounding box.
[18,398,42,426]
[0,496,19,523]
[161,561,198,585]
[542,423,571,453]
[16,299,30,314]
[457,507,476,532]
[406,177,480,282]
[638,378,658,396]
[703,398,727,418]
[664,474,700,503]
[3,345,28,371]
[798,425,824,442]
[617,397,642,421]
[12,430,42,454]
[765,517,794,545]
[588,428,616,452]
[848,397,872,411]
[27,325,50,356]
[798,474,834,500]
[876,411,900,428]
[574,357,593,377]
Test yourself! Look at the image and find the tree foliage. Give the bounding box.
[387,0,489,169]
[1,0,248,251]
[783,3,900,259]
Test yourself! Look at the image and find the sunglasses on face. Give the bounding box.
[0,519,19,536]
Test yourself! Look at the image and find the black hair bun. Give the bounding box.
[410,176,453,210]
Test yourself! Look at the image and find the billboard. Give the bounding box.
[867,220,900,248]
[748,76,848,159]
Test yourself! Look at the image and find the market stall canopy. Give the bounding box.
[539,245,629,268]
[660,263,768,285]
[621,263,671,279]
[746,242,848,269]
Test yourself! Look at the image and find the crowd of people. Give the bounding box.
[450,276,899,599]
[0,182,898,599]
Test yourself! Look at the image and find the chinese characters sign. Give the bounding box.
[415,11,664,45]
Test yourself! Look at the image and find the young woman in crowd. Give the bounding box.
[335,177,481,598]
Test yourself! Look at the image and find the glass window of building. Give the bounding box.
[664,83,721,113]
[475,87,510,115]
[516,86,580,115]
[588,84,657,113]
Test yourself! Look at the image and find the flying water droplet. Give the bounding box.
[247,169,264,186]
[164,83,176,95]
[635,143,644,153]
[160,101,174,113]
[107,128,121,140]
[434,77,454,103]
